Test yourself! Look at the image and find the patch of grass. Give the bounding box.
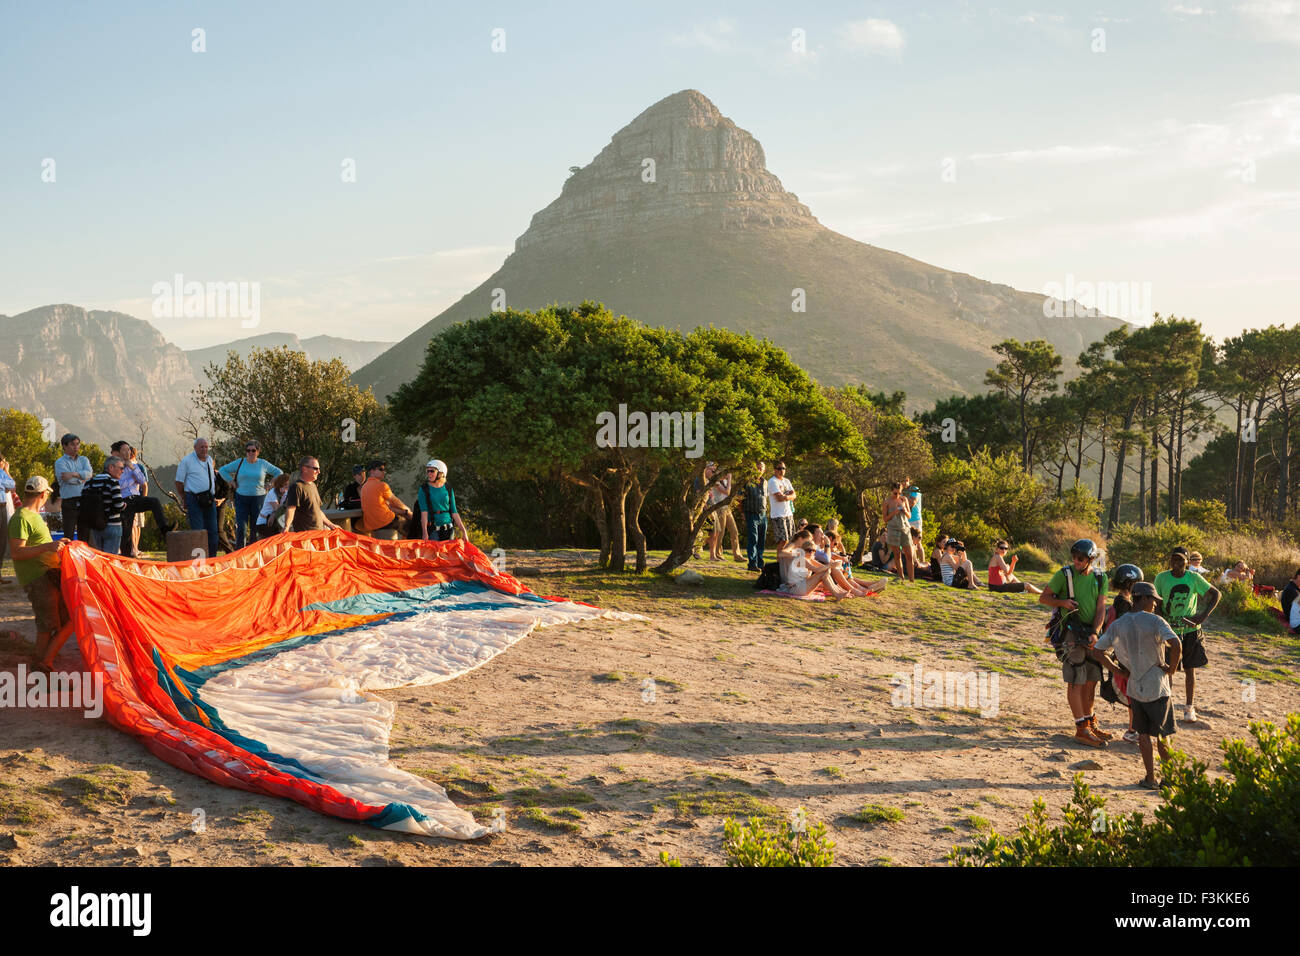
[56,765,142,811]
[965,814,990,831]
[0,792,55,826]
[846,803,904,827]
[821,766,845,779]
[593,671,627,682]
[345,834,365,848]
[519,807,581,833]
[233,807,274,826]
[665,790,782,819]
[507,787,595,808]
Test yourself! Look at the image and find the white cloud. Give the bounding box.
[1165,3,1215,16]
[1129,191,1300,240]
[668,19,737,52]
[839,18,905,55]
[967,144,1137,164]
[1234,0,1300,45]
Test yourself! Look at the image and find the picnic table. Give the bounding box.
[323,508,364,533]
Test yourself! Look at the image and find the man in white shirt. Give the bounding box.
[766,460,797,548]
[175,437,219,557]
[54,433,93,539]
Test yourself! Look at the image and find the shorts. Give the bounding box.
[1131,696,1176,737]
[771,515,796,543]
[1061,647,1102,685]
[1177,628,1208,669]
[23,570,68,640]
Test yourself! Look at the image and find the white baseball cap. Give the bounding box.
[426,459,448,475]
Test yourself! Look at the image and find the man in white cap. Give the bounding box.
[416,459,467,542]
[7,476,71,668]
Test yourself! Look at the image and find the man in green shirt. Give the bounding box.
[1154,546,1221,723]
[1039,538,1110,747]
[7,476,71,668]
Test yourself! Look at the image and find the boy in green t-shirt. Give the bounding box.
[1039,539,1110,747]
[7,476,70,668]
[1154,547,1221,723]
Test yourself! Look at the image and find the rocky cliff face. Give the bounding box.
[0,305,199,449]
[515,90,818,249]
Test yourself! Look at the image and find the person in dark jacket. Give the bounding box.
[741,462,768,572]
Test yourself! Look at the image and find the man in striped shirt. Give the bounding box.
[83,457,127,555]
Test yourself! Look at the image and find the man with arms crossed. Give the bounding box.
[1039,539,1110,747]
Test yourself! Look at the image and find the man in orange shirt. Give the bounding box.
[359,460,413,535]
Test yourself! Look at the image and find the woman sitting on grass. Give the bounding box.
[986,540,1043,594]
[911,528,937,580]
[777,531,850,599]
[944,540,981,589]
[810,525,884,598]
[1218,560,1255,586]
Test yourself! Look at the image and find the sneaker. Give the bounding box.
[1185,705,1198,722]
[1123,730,1140,743]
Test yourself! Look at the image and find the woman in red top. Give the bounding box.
[986,540,1043,594]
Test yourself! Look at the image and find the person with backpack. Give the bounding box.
[741,462,768,572]
[1154,546,1221,723]
[1039,538,1110,748]
[1103,563,1144,743]
[82,456,127,554]
[218,440,283,551]
[418,459,467,542]
[1093,582,1182,790]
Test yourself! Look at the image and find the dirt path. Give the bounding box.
[1,552,1295,866]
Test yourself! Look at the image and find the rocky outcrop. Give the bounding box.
[515,90,818,249]
[0,305,199,447]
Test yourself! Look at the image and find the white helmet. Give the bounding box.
[426,459,448,476]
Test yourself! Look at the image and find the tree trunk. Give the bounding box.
[1106,403,1137,533]
[1230,397,1244,521]
[603,476,631,573]
[627,474,648,573]
[1241,393,1267,520]
[1138,437,1148,529]
[1149,403,1160,526]
[1277,404,1292,523]
[1097,420,1107,503]
[853,491,870,565]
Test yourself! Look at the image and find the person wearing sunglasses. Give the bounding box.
[281,457,341,533]
[417,459,467,543]
[358,459,413,536]
[217,440,284,550]
[987,539,1043,594]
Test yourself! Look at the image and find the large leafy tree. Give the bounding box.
[915,393,1019,461]
[192,346,413,497]
[390,303,867,573]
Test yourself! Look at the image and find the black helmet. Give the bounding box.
[1070,538,1099,560]
[1112,564,1143,589]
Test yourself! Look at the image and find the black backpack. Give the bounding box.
[79,480,108,533]
[753,563,782,590]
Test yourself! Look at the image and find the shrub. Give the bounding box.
[462,520,497,553]
[1032,518,1101,565]
[722,814,835,867]
[1106,520,1204,581]
[1216,580,1285,632]
[792,483,841,531]
[951,716,1300,866]
[1200,530,1300,588]
[1045,482,1102,528]
[1181,498,1230,533]
[1009,543,1053,572]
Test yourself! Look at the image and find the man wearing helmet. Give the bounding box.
[1039,538,1110,747]
[1154,547,1220,723]
[418,459,468,542]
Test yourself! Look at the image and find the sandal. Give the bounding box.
[1139,778,1159,790]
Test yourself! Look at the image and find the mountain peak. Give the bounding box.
[515,90,816,250]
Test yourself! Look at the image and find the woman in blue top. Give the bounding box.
[217,441,284,550]
[0,455,15,580]
[417,459,468,543]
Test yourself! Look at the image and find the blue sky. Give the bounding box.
[2,0,1298,349]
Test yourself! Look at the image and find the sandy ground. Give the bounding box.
[0,551,1296,867]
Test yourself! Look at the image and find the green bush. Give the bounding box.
[951,716,1300,866]
[462,520,497,553]
[1217,580,1285,632]
[722,814,835,867]
[1032,517,1101,565]
[792,482,841,531]
[1009,542,1053,572]
[1045,482,1102,528]
[1182,498,1230,533]
[1106,520,1204,581]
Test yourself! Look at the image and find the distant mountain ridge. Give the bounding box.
[354,89,1123,407]
[186,333,393,379]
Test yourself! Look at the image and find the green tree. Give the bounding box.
[0,409,57,482]
[192,346,413,499]
[984,339,1063,471]
[915,393,1019,462]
